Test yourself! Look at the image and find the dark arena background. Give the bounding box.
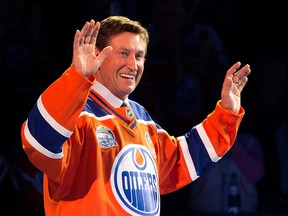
[1,0,287,215]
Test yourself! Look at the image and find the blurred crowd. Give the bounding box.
[0,0,287,215]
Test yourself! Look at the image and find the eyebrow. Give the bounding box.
[116,47,145,54]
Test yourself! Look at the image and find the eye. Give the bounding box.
[135,53,144,61]
[119,51,129,57]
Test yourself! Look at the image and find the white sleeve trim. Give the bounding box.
[178,135,199,181]
[24,121,63,159]
[37,96,73,138]
[196,123,221,162]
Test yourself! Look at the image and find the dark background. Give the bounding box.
[0,0,287,215]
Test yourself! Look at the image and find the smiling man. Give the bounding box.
[20,16,251,216]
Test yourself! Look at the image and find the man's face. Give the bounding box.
[95,32,146,100]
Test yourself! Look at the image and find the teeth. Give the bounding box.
[121,74,134,79]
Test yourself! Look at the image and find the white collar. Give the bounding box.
[91,81,128,108]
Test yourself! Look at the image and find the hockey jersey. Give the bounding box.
[21,66,244,216]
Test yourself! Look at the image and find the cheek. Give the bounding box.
[136,68,144,82]
[101,59,116,73]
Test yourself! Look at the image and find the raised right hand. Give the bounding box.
[72,19,112,78]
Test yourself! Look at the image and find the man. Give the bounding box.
[21,16,251,215]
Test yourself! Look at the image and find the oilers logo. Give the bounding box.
[111,144,160,215]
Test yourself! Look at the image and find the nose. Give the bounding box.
[127,55,137,71]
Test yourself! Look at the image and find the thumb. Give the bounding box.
[97,46,113,65]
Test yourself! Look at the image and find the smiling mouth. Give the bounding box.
[120,73,135,79]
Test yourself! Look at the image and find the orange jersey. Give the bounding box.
[21,66,244,216]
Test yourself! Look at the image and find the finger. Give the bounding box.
[227,61,241,77]
[222,62,241,92]
[84,27,92,44]
[233,64,251,84]
[84,20,96,44]
[89,19,96,28]
[235,76,248,92]
[73,29,81,51]
[96,46,113,65]
[77,21,90,46]
[80,21,90,36]
[90,21,100,46]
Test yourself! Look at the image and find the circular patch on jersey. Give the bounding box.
[111,144,160,216]
[96,125,118,148]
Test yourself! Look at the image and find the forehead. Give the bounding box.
[109,32,147,52]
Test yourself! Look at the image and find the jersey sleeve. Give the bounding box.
[21,66,94,181]
[157,100,245,194]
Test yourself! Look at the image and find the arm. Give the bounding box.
[158,102,245,194]
[158,62,251,193]
[21,20,112,180]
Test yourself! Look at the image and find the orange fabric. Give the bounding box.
[21,66,244,215]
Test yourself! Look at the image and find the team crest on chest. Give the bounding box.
[96,125,118,148]
[111,144,160,216]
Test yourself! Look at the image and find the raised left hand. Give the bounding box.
[220,61,251,114]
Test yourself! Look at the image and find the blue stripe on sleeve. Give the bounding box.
[185,128,214,176]
[27,105,67,153]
